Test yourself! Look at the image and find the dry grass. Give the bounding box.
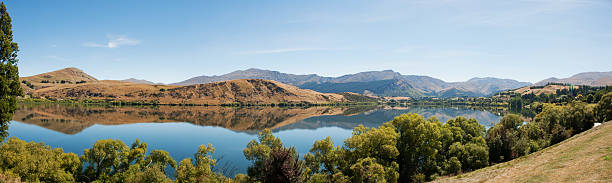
[28,79,347,105]
[512,85,579,96]
[20,67,98,90]
[20,68,351,105]
[434,121,612,183]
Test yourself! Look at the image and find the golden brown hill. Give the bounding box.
[21,68,371,105]
[30,79,349,104]
[20,67,97,91]
[434,121,612,183]
[510,84,579,96]
[162,79,347,104]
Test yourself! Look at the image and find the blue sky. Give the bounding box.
[3,0,612,83]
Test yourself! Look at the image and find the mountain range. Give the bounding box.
[20,68,612,100]
[19,68,360,105]
[534,71,612,86]
[172,69,532,98]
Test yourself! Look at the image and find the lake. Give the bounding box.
[7,103,502,176]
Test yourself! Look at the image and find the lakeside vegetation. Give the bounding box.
[435,119,612,182]
[1,92,611,182]
[503,83,612,117]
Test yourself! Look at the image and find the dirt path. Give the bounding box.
[435,122,612,183]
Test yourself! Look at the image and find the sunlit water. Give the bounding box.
[7,104,502,176]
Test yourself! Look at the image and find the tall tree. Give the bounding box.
[596,92,612,122]
[0,2,22,142]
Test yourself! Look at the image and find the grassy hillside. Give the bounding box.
[434,121,612,183]
[19,68,371,105]
[19,67,98,92]
[20,67,97,84]
[338,92,379,103]
[28,79,349,105]
[510,84,579,96]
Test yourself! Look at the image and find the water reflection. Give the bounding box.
[12,103,377,134]
[9,103,502,176]
[280,106,502,131]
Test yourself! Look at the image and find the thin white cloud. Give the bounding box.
[234,48,330,55]
[84,35,140,48]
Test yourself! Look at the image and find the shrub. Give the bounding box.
[260,147,305,183]
[0,137,80,182]
[176,144,227,183]
[243,129,306,183]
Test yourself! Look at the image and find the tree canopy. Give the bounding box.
[0,2,22,142]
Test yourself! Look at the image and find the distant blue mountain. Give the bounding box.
[172,69,531,98]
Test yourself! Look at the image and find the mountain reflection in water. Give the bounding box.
[9,103,502,176]
[13,104,502,135]
[12,104,379,134]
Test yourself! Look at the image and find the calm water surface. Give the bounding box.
[8,103,502,176]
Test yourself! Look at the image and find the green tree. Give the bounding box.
[260,146,305,183]
[509,97,523,113]
[78,138,177,182]
[563,101,595,135]
[243,128,283,181]
[516,121,548,155]
[388,113,442,182]
[146,150,177,174]
[442,117,488,172]
[349,157,387,183]
[244,129,283,162]
[80,139,131,181]
[343,124,399,182]
[176,144,226,183]
[303,114,488,182]
[486,114,522,163]
[0,2,22,142]
[444,117,486,142]
[0,137,81,182]
[304,136,345,181]
[596,92,612,122]
[304,137,350,183]
[243,129,308,183]
[532,102,595,145]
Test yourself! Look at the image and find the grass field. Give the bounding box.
[435,121,612,183]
